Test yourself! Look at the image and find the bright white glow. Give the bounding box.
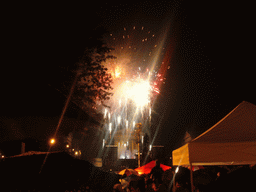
[141,136,144,144]
[117,116,121,125]
[133,121,135,128]
[114,65,121,78]
[109,123,112,132]
[108,112,111,120]
[126,120,128,129]
[126,79,151,107]
[104,108,107,118]
[149,108,151,116]
[149,144,152,151]
[103,139,105,148]
[50,138,55,144]
[127,141,129,146]
[124,143,126,147]
[120,155,125,159]
[116,79,151,109]
[175,167,179,173]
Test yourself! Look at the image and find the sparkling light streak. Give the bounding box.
[109,123,112,132]
[104,108,107,118]
[117,116,121,125]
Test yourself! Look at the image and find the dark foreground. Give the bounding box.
[1,152,256,192]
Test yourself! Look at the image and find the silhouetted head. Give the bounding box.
[125,169,131,177]
[155,159,160,167]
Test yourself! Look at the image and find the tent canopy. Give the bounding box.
[173,101,256,166]
[135,160,171,175]
[118,169,138,176]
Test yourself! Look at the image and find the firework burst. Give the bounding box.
[100,25,170,159]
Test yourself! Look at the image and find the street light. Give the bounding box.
[50,138,55,145]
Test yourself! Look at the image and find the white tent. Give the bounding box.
[173,101,256,166]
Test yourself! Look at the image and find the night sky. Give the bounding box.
[1,1,256,156]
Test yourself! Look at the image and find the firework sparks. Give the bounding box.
[100,25,170,159]
[125,78,150,108]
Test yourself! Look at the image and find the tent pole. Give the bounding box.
[190,163,194,192]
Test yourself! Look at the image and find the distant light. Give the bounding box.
[141,136,144,144]
[133,121,135,128]
[1,155,4,158]
[149,144,152,151]
[75,151,78,155]
[50,138,55,145]
[66,144,69,148]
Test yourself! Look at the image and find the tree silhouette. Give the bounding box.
[72,33,115,114]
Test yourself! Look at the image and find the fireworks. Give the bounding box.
[125,79,150,107]
[101,25,169,159]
